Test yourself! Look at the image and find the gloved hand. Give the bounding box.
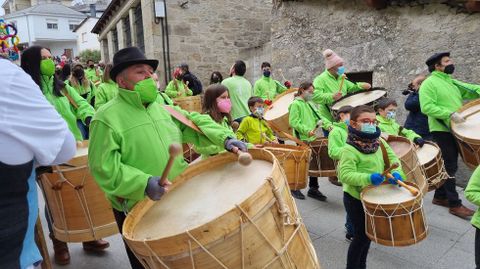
[388,172,403,185]
[413,137,425,147]
[450,112,466,123]
[85,116,92,127]
[284,81,292,88]
[224,138,248,152]
[370,173,385,186]
[145,176,169,201]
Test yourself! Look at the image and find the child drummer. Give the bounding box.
[327,105,354,241]
[289,82,330,201]
[376,98,425,147]
[236,96,278,145]
[338,105,404,269]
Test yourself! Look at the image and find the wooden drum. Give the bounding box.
[361,183,428,247]
[38,142,118,242]
[264,144,312,190]
[264,89,297,139]
[331,88,386,118]
[309,138,336,177]
[386,136,428,195]
[123,149,320,269]
[451,99,480,169]
[174,95,203,113]
[415,142,449,192]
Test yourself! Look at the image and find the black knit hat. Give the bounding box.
[425,52,450,67]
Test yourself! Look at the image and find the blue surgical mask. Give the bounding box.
[386,111,396,120]
[255,107,264,117]
[344,119,350,126]
[337,66,345,76]
[361,123,377,134]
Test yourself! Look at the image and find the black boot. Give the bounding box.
[291,190,306,200]
[307,188,327,201]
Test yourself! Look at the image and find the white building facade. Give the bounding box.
[1,3,86,57]
[74,17,100,52]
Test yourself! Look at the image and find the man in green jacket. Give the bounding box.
[88,47,247,269]
[253,62,287,101]
[312,49,371,134]
[419,52,480,219]
[85,59,102,85]
[222,60,253,122]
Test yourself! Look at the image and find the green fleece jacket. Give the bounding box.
[221,75,253,120]
[338,139,403,200]
[313,70,365,123]
[377,115,421,141]
[194,117,236,159]
[419,71,480,132]
[328,122,348,160]
[165,79,193,99]
[41,75,94,141]
[85,67,102,84]
[288,97,331,142]
[95,80,119,109]
[236,114,276,144]
[88,88,232,211]
[253,76,286,100]
[465,166,480,229]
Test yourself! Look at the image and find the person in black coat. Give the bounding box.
[180,63,203,95]
[403,75,432,141]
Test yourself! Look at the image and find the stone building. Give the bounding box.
[92,0,272,87]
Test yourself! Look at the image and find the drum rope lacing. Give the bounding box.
[362,198,428,247]
[265,147,310,190]
[399,153,427,195]
[309,139,338,177]
[420,153,449,191]
[47,164,99,240]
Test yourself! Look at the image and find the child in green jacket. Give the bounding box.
[376,98,425,147]
[327,105,354,240]
[465,166,480,269]
[165,67,193,99]
[194,84,237,159]
[236,96,277,145]
[338,105,404,269]
[289,82,329,201]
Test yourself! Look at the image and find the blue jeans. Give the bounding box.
[76,120,89,140]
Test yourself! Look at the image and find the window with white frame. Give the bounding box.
[82,32,87,43]
[46,19,58,30]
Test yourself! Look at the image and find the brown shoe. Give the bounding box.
[82,239,110,252]
[328,176,342,187]
[50,233,70,265]
[449,205,475,219]
[432,198,449,207]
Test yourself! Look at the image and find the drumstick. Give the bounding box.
[462,108,480,119]
[232,146,252,166]
[381,163,399,177]
[159,143,182,186]
[338,74,346,93]
[267,120,308,147]
[386,172,419,197]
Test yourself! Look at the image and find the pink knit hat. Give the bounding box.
[323,49,344,69]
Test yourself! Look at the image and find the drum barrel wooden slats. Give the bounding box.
[451,99,480,169]
[264,89,298,140]
[415,142,449,192]
[174,95,203,113]
[38,142,118,242]
[123,149,320,269]
[264,144,311,191]
[386,136,428,196]
[308,138,337,178]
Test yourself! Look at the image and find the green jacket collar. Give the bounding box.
[118,87,147,109]
[376,115,392,124]
[261,76,272,81]
[333,121,348,129]
[324,69,340,80]
[431,70,452,82]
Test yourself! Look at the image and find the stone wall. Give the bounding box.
[271,0,480,185]
[149,0,273,87]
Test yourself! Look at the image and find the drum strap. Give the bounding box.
[379,140,391,170]
[306,102,323,122]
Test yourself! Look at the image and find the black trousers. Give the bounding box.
[476,227,480,269]
[344,192,370,269]
[309,176,319,189]
[431,131,462,207]
[113,209,145,269]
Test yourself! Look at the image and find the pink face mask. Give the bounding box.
[217,98,232,113]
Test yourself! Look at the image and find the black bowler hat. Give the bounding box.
[110,47,159,82]
[425,52,450,67]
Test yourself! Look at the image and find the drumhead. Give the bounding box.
[362,184,416,204]
[416,143,439,165]
[387,140,411,158]
[75,145,88,158]
[264,91,296,120]
[452,103,480,140]
[331,90,386,111]
[132,160,273,240]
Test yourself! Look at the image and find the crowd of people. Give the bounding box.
[2,45,480,269]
